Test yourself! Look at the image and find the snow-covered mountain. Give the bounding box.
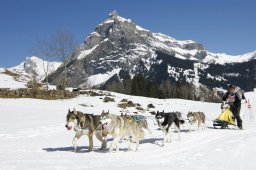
[48,11,256,92]
[9,56,62,83]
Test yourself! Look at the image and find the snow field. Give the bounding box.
[0,90,255,170]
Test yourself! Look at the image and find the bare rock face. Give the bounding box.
[49,11,160,87]
[48,11,256,91]
[183,42,204,51]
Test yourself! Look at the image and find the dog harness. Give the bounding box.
[132,115,146,121]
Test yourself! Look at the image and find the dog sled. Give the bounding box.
[213,103,235,129]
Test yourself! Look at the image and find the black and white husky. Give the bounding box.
[155,110,185,146]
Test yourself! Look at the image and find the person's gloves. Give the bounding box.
[221,101,225,110]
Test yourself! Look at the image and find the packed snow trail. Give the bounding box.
[0,91,255,170]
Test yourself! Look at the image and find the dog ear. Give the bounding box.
[68,108,71,113]
[73,108,77,115]
[107,110,109,114]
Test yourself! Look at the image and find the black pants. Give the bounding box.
[229,103,242,128]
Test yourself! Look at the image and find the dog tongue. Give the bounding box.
[158,122,162,127]
[102,124,108,136]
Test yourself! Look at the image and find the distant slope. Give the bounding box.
[0,69,27,89]
[8,56,61,83]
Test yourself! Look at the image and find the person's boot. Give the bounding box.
[238,126,243,130]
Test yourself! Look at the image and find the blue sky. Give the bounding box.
[0,0,255,67]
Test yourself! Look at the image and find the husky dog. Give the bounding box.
[100,110,145,152]
[155,110,185,146]
[65,108,107,152]
[221,102,230,112]
[187,111,206,132]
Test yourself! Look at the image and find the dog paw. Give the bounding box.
[166,138,172,143]
[109,148,114,152]
[99,147,106,151]
[111,149,119,153]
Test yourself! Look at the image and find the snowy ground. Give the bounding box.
[0,90,255,170]
[0,69,27,89]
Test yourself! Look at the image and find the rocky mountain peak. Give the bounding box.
[108,10,119,19]
[48,11,256,92]
[95,11,135,38]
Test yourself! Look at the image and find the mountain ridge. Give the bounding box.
[4,11,254,96]
[7,56,62,83]
[47,11,256,93]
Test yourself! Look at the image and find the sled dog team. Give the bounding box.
[65,108,206,152]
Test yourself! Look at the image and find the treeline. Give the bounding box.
[104,74,221,102]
